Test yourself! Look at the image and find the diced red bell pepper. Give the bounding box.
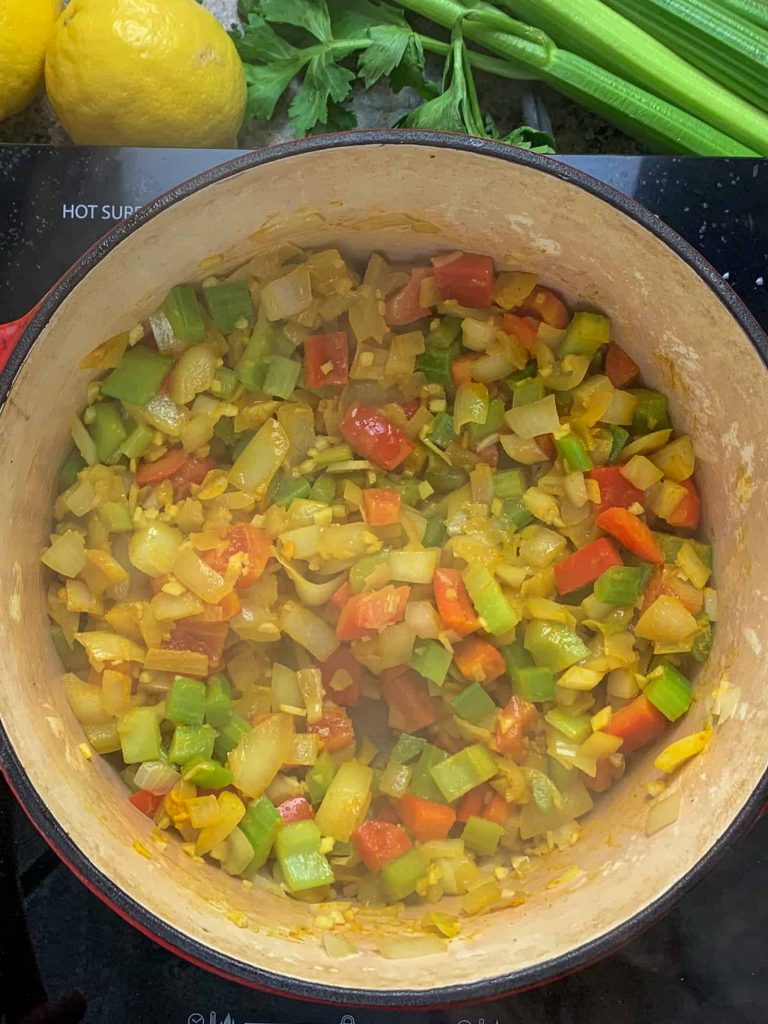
[666,478,701,530]
[502,313,538,351]
[203,523,272,588]
[339,404,416,471]
[604,343,640,388]
[352,820,413,872]
[482,792,509,826]
[380,666,439,732]
[376,802,402,825]
[330,580,351,609]
[398,793,456,842]
[588,466,644,515]
[476,441,499,468]
[128,789,164,817]
[433,252,495,308]
[135,449,187,486]
[304,331,349,388]
[495,696,538,760]
[433,568,479,637]
[515,286,570,329]
[554,537,623,596]
[277,797,314,823]
[604,694,668,753]
[307,702,355,752]
[451,354,476,388]
[456,784,489,822]
[163,620,228,672]
[453,636,506,683]
[596,507,664,565]
[362,487,401,526]
[400,399,422,419]
[320,646,363,707]
[582,759,615,793]
[335,585,411,640]
[385,268,433,326]
[170,454,218,500]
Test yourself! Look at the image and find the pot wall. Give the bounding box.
[0,138,766,1003]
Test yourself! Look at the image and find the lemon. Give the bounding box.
[0,0,60,121]
[45,0,246,147]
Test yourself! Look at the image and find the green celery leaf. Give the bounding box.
[289,53,356,134]
[231,13,299,63]
[358,24,415,88]
[243,57,307,122]
[308,101,358,134]
[501,125,557,153]
[260,0,333,43]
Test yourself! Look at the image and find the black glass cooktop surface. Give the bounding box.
[0,146,766,1024]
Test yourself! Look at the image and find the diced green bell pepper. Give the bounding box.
[451,683,497,725]
[58,450,86,492]
[514,665,555,702]
[381,849,429,902]
[275,820,334,893]
[240,795,282,871]
[416,340,460,387]
[51,623,89,672]
[608,425,629,463]
[101,346,172,405]
[89,402,128,462]
[467,397,505,443]
[169,724,216,765]
[425,456,468,496]
[203,281,254,333]
[559,311,611,356]
[426,317,461,349]
[410,640,452,687]
[163,284,206,343]
[652,532,713,569]
[309,473,336,505]
[629,389,671,434]
[205,674,233,727]
[512,376,545,407]
[422,517,447,548]
[263,355,301,400]
[493,468,526,500]
[273,477,311,507]
[644,664,692,721]
[390,733,427,765]
[120,422,154,459]
[409,744,448,803]
[182,756,233,789]
[430,743,497,803]
[463,564,519,636]
[462,815,504,856]
[545,707,592,743]
[594,566,644,606]
[117,707,162,764]
[524,620,590,673]
[213,713,250,760]
[498,497,534,533]
[213,367,239,399]
[349,550,390,594]
[507,364,536,386]
[306,751,338,804]
[429,412,455,449]
[166,676,206,727]
[554,433,593,472]
[501,638,533,677]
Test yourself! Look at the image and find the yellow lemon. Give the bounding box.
[45,0,246,147]
[0,0,60,120]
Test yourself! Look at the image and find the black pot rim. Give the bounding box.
[1,130,767,1009]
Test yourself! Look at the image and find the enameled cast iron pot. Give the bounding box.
[1,132,767,1009]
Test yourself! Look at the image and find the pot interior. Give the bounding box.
[1,140,766,1001]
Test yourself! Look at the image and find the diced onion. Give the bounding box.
[405,600,442,639]
[378,936,446,959]
[500,434,549,465]
[42,530,88,578]
[645,790,681,836]
[620,455,663,490]
[519,525,567,567]
[229,417,289,496]
[276,555,344,607]
[505,395,560,439]
[229,713,294,798]
[389,549,439,584]
[135,761,180,795]
[169,343,218,406]
[472,349,515,382]
[322,933,357,959]
[281,601,340,661]
[260,265,312,321]
[600,389,638,426]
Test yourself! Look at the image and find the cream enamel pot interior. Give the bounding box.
[1,132,767,1008]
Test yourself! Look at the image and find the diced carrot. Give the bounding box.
[330,581,351,609]
[596,507,664,565]
[398,793,456,842]
[335,585,410,640]
[605,343,640,388]
[502,313,538,351]
[554,537,623,596]
[380,667,439,732]
[451,354,476,388]
[515,286,569,329]
[362,487,401,527]
[128,790,163,817]
[495,696,538,760]
[453,636,506,683]
[385,268,433,326]
[433,568,479,637]
[604,694,668,753]
[666,478,701,530]
[307,702,355,752]
[352,820,412,871]
[482,792,509,826]
[456,784,489,823]
[135,449,187,486]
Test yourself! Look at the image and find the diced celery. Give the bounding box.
[644,664,693,721]
[309,473,336,505]
[273,477,311,507]
[381,849,429,902]
[462,815,504,856]
[89,402,127,463]
[203,282,254,332]
[512,376,545,407]
[58,450,86,492]
[240,795,282,871]
[409,744,448,803]
[213,714,250,760]
[213,367,239,399]
[101,346,172,405]
[451,683,497,725]
[426,317,461,349]
[120,422,154,459]
[390,733,427,765]
[493,468,526,499]
[429,412,455,449]
[100,501,133,533]
[163,284,205,343]
[559,312,611,356]
[168,724,216,765]
[306,751,338,804]
[524,620,590,672]
[554,433,593,472]
[594,566,643,605]
[514,665,555,702]
[205,674,232,727]
[653,532,713,569]
[264,356,301,400]
[498,497,534,533]
[166,676,206,726]
[275,820,334,893]
[545,708,592,743]
[608,425,629,463]
[430,744,497,803]
[117,708,162,764]
[182,756,233,789]
[379,760,413,799]
[467,396,505,443]
[410,640,452,686]
[691,614,713,663]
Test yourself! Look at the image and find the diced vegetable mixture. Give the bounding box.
[44,245,714,915]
